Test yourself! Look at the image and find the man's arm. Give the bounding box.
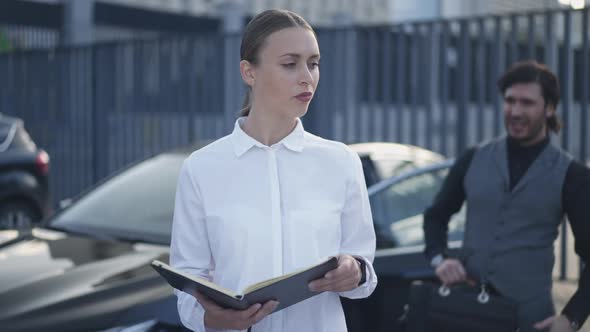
[423,147,476,262]
[561,160,590,329]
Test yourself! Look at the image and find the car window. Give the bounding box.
[0,122,14,151]
[370,166,466,249]
[9,125,36,150]
[50,154,185,243]
[372,158,415,180]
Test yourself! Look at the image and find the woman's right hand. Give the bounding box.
[194,291,279,330]
[435,258,469,285]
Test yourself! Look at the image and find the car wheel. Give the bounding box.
[0,200,40,230]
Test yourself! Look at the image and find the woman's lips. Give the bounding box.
[295,92,313,102]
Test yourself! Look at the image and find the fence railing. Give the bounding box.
[0,6,588,280]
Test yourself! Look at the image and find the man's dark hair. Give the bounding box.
[497,60,562,133]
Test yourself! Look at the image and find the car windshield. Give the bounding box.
[50,153,186,244]
[370,165,465,249]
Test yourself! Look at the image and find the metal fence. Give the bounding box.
[0,7,588,278]
[0,35,225,202]
[312,8,589,162]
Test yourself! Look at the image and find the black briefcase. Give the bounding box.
[402,280,519,332]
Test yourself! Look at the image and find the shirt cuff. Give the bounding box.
[176,289,208,332]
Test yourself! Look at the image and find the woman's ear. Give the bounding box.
[240,60,255,87]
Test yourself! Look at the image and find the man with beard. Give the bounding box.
[423,60,590,332]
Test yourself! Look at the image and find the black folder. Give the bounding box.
[151,257,338,312]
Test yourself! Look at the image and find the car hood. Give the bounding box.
[0,227,172,331]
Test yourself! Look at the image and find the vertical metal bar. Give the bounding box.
[341,28,351,143]
[560,10,573,281]
[578,7,589,281]
[510,14,518,63]
[326,31,337,140]
[355,28,365,143]
[92,45,101,184]
[544,12,557,71]
[563,10,572,153]
[456,19,470,155]
[381,27,392,143]
[476,18,486,142]
[410,24,419,146]
[367,28,378,142]
[425,22,436,150]
[527,13,536,60]
[135,40,143,161]
[83,47,92,191]
[345,27,358,143]
[581,8,589,170]
[395,27,406,144]
[333,29,345,142]
[440,21,449,155]
[492,16,505,136]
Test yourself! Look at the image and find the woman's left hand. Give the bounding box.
[308,255,362,292]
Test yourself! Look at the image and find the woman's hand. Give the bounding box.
[195,291,279,330]
[308,255,362,292]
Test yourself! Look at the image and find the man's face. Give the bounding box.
[503,82,551,146]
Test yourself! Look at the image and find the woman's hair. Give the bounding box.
[239,9,315,117]
[497,60,562,133]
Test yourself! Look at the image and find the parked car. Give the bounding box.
[349,142,444,187]
[0,114,50,230]
[0,144,454,332]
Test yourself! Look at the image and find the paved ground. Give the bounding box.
[553,279,589,332]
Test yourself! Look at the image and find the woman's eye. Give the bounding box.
[282,63,296,68]
[309,62,320,68]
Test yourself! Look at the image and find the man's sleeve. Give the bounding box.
[339,149,378,299]
[423,148,475,261]
[170,159,214,332]
[561,161,590,328]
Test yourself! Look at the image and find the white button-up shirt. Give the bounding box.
[170,117,377,332]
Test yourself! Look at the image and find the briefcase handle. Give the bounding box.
[437,283,490,304]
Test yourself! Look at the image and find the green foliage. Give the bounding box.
[0,30,13,52]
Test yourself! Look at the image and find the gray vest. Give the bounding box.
[463,136,571,302]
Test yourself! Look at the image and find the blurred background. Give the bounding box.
[0,0,589,331]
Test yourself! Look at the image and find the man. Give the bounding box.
[423,60,590,332]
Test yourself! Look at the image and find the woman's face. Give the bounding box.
[246,27,320,119]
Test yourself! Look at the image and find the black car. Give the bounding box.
[0,145,455,332]
[350,142,444,187]
[0,114,50,229]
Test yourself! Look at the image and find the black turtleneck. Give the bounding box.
[423,135,590,327]
[506,135,550,190]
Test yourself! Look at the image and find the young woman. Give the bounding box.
[170,9,377,332]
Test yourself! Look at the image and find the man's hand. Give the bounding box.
[194,291,279,330]
[435,258,469,285]
[308,255,362,292]
[534,315,576,332]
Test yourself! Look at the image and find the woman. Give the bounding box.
[170,9,377,332]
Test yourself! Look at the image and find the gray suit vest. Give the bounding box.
[463,136,571,302]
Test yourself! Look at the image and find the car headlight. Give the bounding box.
[99,319,157,332]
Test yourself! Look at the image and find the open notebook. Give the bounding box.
[151,257,338,311]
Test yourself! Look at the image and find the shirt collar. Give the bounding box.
[231,117,305,157]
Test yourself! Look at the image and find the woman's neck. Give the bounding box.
[242,110,298,147]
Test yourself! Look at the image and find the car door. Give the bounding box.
[343,161,466,332]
